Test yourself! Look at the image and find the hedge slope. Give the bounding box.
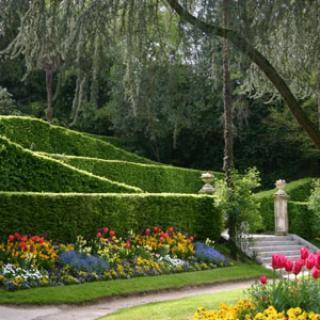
[0,136,141,193]
[47,155,223,193]
[0,192,222,242]
[0,116,153,163]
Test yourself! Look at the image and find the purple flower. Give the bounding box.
[195,242,228,265]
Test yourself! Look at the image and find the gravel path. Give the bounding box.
[0,280,254,320]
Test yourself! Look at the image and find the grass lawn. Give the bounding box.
[0,264,270,305]
[101,289,245,320]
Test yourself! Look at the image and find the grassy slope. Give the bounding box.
[103,289,244,320]
[0,116,153,163]
[0,136,141,193]
[47,155,224,193]
[0,264,270,305]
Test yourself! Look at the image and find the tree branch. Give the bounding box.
[166,0,320,149]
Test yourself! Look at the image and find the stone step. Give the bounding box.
[257,250,301,257]
[258,254,301,264]
[249,240,299,247]
[246,235,294,242]
[250,244,301,253]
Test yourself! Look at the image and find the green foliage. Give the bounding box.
[214,168,262,233]
[50,155,224,193]
[0,136,140,193]
[0,87,19,115]
[0,116,153,163]
[308,179,320,237]
[255,178,314,233]
[0,192,222,242]
[289,201,317,240]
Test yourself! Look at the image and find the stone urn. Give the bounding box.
[199,171,215,194]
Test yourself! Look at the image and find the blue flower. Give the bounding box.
[59,250,109,273]
[195,242,228,265]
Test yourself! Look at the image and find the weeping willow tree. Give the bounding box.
[0,0,70,122]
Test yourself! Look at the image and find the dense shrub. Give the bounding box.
[0,136,140,193]
[0,116,153,163]
[50,155,223,193]
[254,178,313,233]
[0,192,223,242]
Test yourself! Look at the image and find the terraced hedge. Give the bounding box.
[49,155,223,193]
[0,116,153,163]
[0,136,141,193]
[0,192,222,242]
[254,178,314,234]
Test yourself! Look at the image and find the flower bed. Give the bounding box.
[0,227,229,291]
[193,247,320,319]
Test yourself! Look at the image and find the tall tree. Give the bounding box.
[166,0,320,150]
[1,0,67,122]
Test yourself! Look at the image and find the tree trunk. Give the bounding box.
[222,0,237,258]
[166,0,320,150]
[222,0,234,188]
[45,68,54,123]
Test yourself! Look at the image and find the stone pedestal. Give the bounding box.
[274,179,289,236]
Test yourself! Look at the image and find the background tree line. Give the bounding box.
[0,0,319,188]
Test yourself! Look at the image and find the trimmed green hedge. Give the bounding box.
[48,155,223,193]
[0,192,222,242]
[288,201,318,240]
[254,178,314,234]
[0,116,153,163]
[0,136,141,193]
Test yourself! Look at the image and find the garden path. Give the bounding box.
[0,279,253,320]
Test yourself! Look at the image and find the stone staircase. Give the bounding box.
[241,234,319,268]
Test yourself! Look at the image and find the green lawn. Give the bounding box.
[101,289,244,320]
[0,264,270,305]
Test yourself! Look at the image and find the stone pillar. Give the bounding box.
[274,179,289,236]
[199,171,215,194]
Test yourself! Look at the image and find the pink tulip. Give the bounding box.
[312,268,319,280]
[260,275,267,285]
[285,260,293,272]
[300,247,309,260]
[306,255,316,270]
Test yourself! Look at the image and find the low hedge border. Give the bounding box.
[46,154,224,193]
[0,136,141,193]
[0,192,222,242]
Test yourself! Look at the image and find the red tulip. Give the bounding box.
[161,232,169,239]
[109,230,116,238]
[272,254,286,269]
[279,255,287,268]
[285,260,293,272]
[189,236,194,241]
[145,228,151,235]
[167,226,175,233]
[153,226,160,234]
[260,275,267,285]
[272,254,280,269]
[103,227,109,234]
[14,232,21,240]
[96,232,102,238]
[312,268,319,280]
[300,247,309,260]
[306,255,316,270]
[293,260,303,275]
[316,254,320,269]
[8,235,15,242]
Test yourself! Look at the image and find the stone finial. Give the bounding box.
[199,171,215,194]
